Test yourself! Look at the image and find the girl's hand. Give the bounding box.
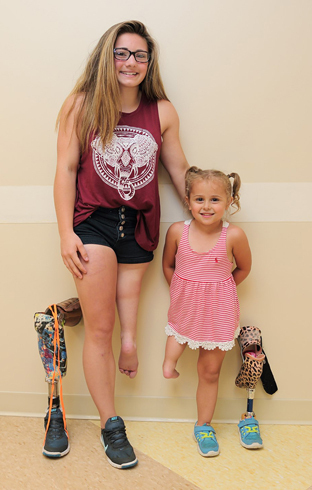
[60,231,89,279]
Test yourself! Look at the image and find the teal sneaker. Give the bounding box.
[194,423,220,457]
[238,417,263,449]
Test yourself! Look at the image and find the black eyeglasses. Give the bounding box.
[113,48,150,63]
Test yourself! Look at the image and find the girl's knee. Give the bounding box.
[197,348,226,382]
[85,320,115,344]
[197,360,222,384]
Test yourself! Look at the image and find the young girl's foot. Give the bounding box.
[118,342,138,378]
[163,359,180,379]
[194,423,220,457]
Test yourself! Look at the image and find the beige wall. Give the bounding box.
[1,0,311,423]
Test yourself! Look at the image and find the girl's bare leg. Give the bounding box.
[163,336,187,378]
[74,245,118,428]
[116,262,150,378]
[196,347,226,425]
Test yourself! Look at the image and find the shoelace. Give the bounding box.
[106,428,128,448]
[196,431,215,442]
[47,412,66,440]
[43,304,68,444]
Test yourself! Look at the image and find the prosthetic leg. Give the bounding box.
[235,326,265,449]
[34,298,82,458]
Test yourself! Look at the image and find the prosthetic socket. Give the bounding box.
[235,325,278,421]
[235,326,265,390]
[34,298,82,383]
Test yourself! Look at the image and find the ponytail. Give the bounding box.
[227,173,241,213]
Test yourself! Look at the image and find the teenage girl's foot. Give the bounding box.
[163,359,180,379]
[119,342,138,378]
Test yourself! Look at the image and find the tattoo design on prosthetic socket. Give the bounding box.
[34,311,67,382]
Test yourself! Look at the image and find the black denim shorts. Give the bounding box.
[73,206,154,264]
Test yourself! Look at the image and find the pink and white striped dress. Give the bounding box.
[165,220,240,351]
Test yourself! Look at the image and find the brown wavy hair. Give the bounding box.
[185,166,241,213]
[56,21,169,153]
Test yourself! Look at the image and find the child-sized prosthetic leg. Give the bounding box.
[34,298,82,458]
[235,326,265,449]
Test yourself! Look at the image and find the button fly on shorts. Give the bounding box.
[117,206,136,240]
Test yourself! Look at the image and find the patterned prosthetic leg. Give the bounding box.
[235,326,264,392]
[34,299,82,458]
[34,297,82,381]
[34,310,67,382]
[235,326,264,449]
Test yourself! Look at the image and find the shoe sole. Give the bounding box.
[42,443,70,458]
[100,434,138,469]
[193,433,220,457]
[238,428,263,449]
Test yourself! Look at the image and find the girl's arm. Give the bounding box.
[54,95,89,279]
[158,100,189,201]
[228,225,252,286]
[162,222,184,286]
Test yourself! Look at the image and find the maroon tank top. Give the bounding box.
[73,93,162,251]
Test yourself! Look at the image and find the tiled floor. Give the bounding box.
[1,416,311,490]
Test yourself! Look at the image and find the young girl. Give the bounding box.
[51,21,189,467]
[162,166,251,457]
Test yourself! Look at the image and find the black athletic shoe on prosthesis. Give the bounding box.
[43,408,70,458]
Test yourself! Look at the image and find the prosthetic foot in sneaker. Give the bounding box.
[43,408,70,458]
[101,416,138,469]
[238,416,263,449]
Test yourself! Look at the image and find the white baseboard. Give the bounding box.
[1,392,311,425]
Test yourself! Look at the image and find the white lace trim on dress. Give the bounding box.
[165,324,240,352]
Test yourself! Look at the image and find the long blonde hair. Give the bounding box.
[57,21,169,153]
[185,166,242,213]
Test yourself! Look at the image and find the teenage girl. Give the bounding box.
[52,21,189,467]
[162,166,251,457]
